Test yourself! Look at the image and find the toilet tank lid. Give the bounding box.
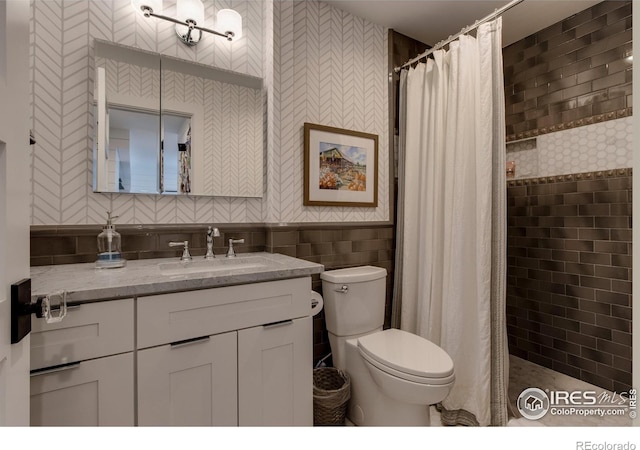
[320,266,387,283]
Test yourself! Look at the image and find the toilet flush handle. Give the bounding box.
[335,285,349,294]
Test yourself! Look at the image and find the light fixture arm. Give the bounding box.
[140,6,235,41]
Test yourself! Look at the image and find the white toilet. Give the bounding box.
[321,265,455,426]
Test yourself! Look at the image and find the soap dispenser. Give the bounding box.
[96,211,126,269]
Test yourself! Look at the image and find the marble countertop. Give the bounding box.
[31,252,324,303]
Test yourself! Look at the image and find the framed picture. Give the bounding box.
[304,123,378,207]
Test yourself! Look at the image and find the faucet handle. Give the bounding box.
[226,238,245,258]
[168,240,192,261]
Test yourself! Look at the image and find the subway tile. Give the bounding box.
[567,354,598,373]
[564,216,593,228]
[551,249,579,262]
[597,364,632,387]
[580,275,611,290]
[271,231,298,246]
[565,262,595,276]
[594,240,628,254]
[31,236,76,257]
[579,252,610,265]
[551,272,579,286]
[592,96,626,115]
[608,177,631,190]
[576,65,608,84]
[597,338,631,359]
[352,239,388,252]
[321,229,343,242]
[299,230,323,243]
[610,280,631,294]
[565,307,595,325]
[565,239,594,252]
[610,305,631,321]
[295,243,312,258]
[611,254,631,268]
[579,299,610,315]
[566,284,595,300]
[580,323,611,340]
[561,81,594,102]
[575,14,607,39]
[310,242,333,256]
[578,228,609,241]
[562,8,594,32]
[540,345,567,363]
[581,346,613,365]
[578,203,609,216]
[342,228,377,241]
[551,294,580,309]
[595,216,631,228]
[552,338,581,357]
[605,3,632,25]
[332,240,353,255]
[595,313,630,333]
[595,289,630,306]
[611,330,632,347]
[581,371,613,392]
[271,245,297,258]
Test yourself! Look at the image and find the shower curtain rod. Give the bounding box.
[394,0,525,73]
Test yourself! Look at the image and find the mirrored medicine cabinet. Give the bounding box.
[93,40,264,198]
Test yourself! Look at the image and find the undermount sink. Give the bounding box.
[159,255,273,276]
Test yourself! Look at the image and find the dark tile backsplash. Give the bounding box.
[507,169,632,392]
[503,0,632,141]
[30,222,395,366]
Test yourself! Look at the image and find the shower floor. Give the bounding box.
[506,355,632,426]
[428,355,632,426]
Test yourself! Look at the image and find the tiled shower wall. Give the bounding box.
[504,1,632,393]
[507,170,632,392]
[503,1,632,141]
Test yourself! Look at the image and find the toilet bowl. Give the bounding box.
[321,266,455,426]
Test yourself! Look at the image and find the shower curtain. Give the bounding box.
[395,18,509,426]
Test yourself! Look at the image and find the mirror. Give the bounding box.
[93,40,264,197]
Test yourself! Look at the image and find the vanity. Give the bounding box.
[29,253,323,426]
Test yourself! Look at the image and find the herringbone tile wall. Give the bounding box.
[268,1,389,223]
[30,0,389,225]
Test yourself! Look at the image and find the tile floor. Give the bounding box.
[505,355,632,427]
[347,354,634,427]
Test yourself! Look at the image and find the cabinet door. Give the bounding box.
[137,331,237,426]
[238,316,312,426]
[30,352,134,426]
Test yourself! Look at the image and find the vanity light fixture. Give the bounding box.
[131,0,242,46]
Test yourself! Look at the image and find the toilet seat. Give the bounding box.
[357,329,454,385]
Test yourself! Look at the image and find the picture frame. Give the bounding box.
[303,122,378,207]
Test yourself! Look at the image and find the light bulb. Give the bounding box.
[177,0,204,26]
[217,9,242,40]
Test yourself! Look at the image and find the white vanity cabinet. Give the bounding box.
[238,316,312,426]
[137,331,238,426]
[29,299,135,426]
[136,277,313,426]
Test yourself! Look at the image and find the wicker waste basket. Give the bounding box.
[313,367,351,426]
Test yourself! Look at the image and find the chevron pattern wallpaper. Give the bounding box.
[269,1,389,223]
[30,0,389,225]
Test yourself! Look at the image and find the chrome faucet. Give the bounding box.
[226,238,245,258]
[169,240,192,261]
[205,226,220,260]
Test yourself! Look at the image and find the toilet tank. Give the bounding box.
[321,266,387,337]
